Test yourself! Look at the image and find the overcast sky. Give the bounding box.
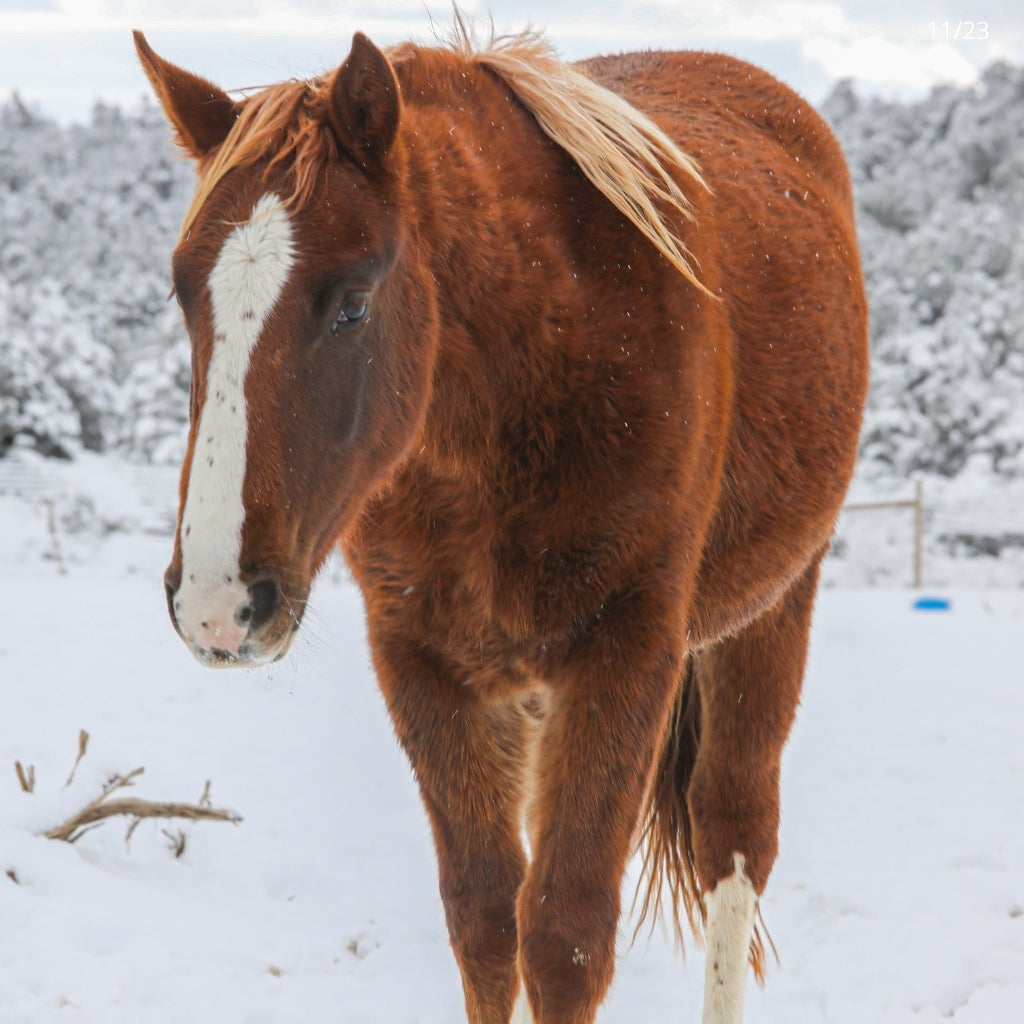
[1,1,1021,122]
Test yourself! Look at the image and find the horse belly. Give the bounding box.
[687,200,868,642]
[688,311,867,645]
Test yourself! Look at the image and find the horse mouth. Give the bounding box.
[179,603,306,670]
[186,631,295,669]
[166,562,309,669]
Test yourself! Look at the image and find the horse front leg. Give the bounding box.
[517,592,684,1024]
[373,639,529,1024]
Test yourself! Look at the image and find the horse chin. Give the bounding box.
[186,631,296,670]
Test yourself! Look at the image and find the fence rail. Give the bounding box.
[841,479,925,587]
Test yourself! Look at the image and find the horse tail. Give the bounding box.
[633,654,703,947]
[633,654,777,981]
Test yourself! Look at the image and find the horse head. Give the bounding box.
[136,32,437,666]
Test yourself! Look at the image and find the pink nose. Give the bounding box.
[165,573,281,660]
[178,589,250,657]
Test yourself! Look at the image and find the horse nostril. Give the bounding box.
[164,578,178,622]
[244,575,281,633]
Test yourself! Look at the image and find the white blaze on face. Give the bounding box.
[173,192,295,657]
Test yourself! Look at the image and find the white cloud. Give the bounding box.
[724,0,853,41]
[806,33,980,90]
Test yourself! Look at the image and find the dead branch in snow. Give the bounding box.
[43,766,241,843]
[12,734,242,848]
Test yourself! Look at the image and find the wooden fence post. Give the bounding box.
[841,480,925,588]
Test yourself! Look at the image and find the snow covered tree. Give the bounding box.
[0,95,191,462]
[825,64,1024,481]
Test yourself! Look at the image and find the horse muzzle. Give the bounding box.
[164,567,301,668]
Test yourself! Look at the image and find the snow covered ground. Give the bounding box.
[1,463,1022,1023]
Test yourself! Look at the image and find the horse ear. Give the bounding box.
[326,33,401,169]
[133,31,239,160]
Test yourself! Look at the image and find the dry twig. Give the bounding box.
[62,730,90,790]
[162,829,188,858]
[14,761,34,793]
[43,767,241,844]
[12,734,242,849]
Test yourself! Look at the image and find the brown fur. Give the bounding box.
[138,24,868,1024]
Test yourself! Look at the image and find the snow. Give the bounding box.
[1,471,1022,1023]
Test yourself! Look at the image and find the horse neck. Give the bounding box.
[398,58,579,461]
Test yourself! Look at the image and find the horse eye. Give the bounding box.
[330,294,370,333]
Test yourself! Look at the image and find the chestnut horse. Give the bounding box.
[136,21,867,1024]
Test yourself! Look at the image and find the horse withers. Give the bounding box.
[136,22,867,1024]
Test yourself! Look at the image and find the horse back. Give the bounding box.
[579,50,855,213]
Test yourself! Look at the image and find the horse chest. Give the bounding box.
[354,486,631,678]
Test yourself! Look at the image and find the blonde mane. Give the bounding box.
[450,20,710,293]
[180,21,709,292]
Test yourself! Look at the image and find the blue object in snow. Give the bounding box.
[913,596,951,611]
